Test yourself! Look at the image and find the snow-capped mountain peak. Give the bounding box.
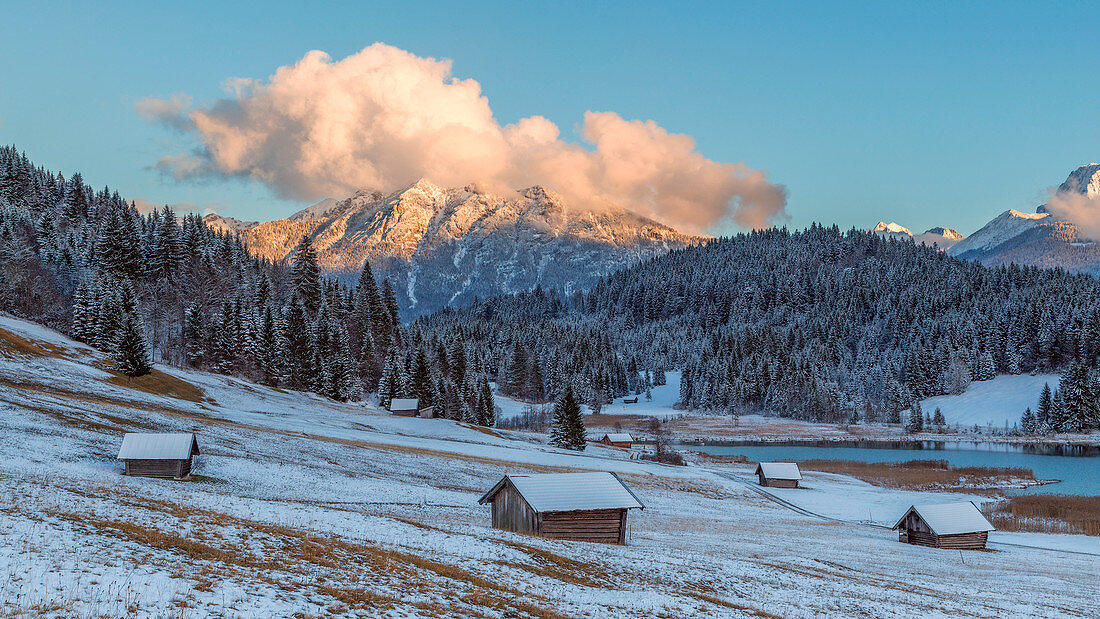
[1056,163,1100,199]
[873,221,913,236]
[924,227,965,240]
[212,182,705,316]
[202,213,258,234]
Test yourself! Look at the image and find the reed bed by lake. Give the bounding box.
[798,459,1034,493]
[982,495,1100,536]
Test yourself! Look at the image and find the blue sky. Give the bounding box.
[1,1,1097,235]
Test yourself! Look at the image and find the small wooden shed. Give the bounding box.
[600,433,634,449]
[478,472,645,544]
[118,433,200,479]
[389,398,420,417]
[892,502,995,550]
[755,462,802,488]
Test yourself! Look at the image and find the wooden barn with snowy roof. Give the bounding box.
[388,398,420,417]
[117,432,200,479]
[478,472,644,544]
[600,433,633,448]
[755,462,802,488]
[892,502,995,550]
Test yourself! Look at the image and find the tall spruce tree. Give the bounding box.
[114,313,152,378]
[291,235,322,314]
[550,384,586,450]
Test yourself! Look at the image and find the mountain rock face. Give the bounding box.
[949,164,1100,274]
[872,221,965,249]
[205,180,703,316]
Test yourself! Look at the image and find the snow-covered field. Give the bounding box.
[920,373,1059,429]
[496,371,683,421]
[1,314,1098,617]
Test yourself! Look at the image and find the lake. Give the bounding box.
[681,441,1100,496]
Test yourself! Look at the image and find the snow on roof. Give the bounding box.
[755,462,802,480]
[117,433,199,460]
[892,502,995,536]
[602,433,633,442]
[478,472,644,512]
[389,398,419,411]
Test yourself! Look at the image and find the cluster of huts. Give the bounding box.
[115,434,994,550]
[749,461,994,549]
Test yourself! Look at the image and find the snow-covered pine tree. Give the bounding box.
[291,235,322,314]
[906,402,924,433]
[550,384,586,451]
[1021,407,1037,434]
[932,407,946,428]
[377,350,401,408]
[183,304,206,367]
[975,352,996,381]
[478,375,496,427]
[529,356,546,402]
[380,279,401,345]
[1036,382,1053,428]
[114,312,152,378]
[1048,389,1067,434]
[412,345,434,409]
[283,301,318,391]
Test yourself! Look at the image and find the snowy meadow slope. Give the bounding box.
[1,314,1098,617]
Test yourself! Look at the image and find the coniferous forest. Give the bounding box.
[0,146,495,423]
[421,226,1100,431]
[4,145,1100,432]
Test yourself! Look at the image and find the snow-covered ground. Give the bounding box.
[920,373,1059,429]
[496,371,682,421]
[1,314,1098,617]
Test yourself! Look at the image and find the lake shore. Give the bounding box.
[583,411,1100,448]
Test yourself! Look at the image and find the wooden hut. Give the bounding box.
[388,398,420,417]
[892,502,995,550]
[478,472,645,544]
[117,433,200,479]
[755,462,802,488]
[600,433,634,449]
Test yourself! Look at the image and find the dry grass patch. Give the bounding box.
[0,327,72,359]
[799,459,1034,493]
[103,368,207,403]
[982,495,1100,536]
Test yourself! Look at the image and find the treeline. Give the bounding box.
[417,286,664,412]
[1020,362,1100,434]
[0,146,496,424]
[419,225,1100,430]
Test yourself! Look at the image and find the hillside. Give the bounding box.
[2,314,1099,616]
[206,180,703,316]
[420,226,1100,429]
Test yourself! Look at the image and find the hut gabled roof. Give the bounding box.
[892,502,995,535]
[478,472,644,512]
[754,462,802,480]
[117,433,200,460]
[389,398,419,410]
[602,433,633,443]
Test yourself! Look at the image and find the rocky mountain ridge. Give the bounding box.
[205,180,704,316]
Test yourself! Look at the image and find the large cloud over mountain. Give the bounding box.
[139,43,786,231]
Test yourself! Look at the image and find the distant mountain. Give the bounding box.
[872,221,965,250]
[949,164,1100,274]
[205,180,703,316]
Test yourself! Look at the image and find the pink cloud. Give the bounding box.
[139,43,786,231]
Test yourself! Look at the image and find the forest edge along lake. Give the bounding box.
[679,440,1100,496]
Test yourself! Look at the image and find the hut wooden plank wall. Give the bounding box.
[755,462,802,488]
[892,503,995,550]
[389,398,420,417]
[600,433,633,449]
[479,472,644,544]
[117,433,200,479]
